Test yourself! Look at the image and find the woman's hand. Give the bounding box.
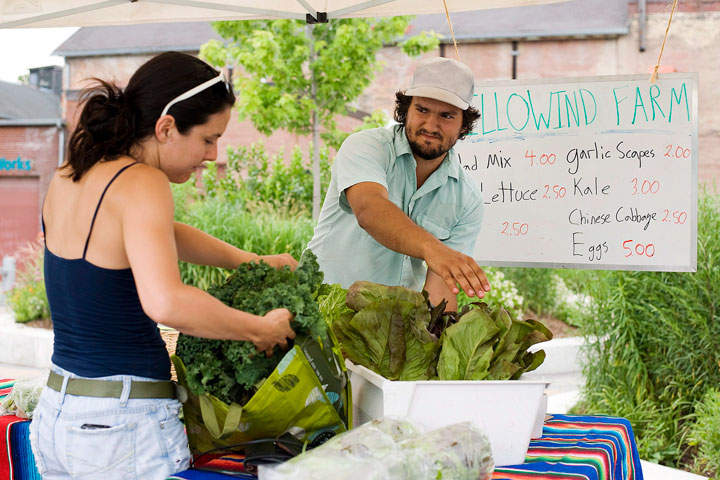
[259,253,298,271]
[252,308,296,357]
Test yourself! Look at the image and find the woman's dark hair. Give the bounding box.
[393,91,480,140]
[66,51,235,181]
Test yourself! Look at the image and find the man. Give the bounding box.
[308,57,489,311]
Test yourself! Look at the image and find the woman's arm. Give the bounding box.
[174,221,298,270]
[119,168,294,353]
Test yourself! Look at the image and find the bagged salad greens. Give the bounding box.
[0,374,46,419]
[258,417,494,480]
[322,281,552,381]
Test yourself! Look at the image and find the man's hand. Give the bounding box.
[347,182,490,298]
[259,253,298,271]
[424,242,490,298]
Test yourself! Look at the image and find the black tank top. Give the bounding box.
[43,163,170,380]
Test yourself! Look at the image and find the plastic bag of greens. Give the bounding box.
[0,374,47,419]
[399,422,494,480]
[258,418,493,480]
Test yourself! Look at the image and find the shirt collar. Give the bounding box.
[392,125,462,181]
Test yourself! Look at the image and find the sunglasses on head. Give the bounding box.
[160,70,231,117]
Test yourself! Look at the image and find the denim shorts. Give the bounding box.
[29,365,191,480]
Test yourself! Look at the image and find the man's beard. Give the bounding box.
[407,128,456,161]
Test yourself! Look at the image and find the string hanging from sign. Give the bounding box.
[442,0,460,61]
[650,0,679,83]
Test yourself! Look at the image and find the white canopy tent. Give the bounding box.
[0,0,568,28]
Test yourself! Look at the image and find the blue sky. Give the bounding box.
[0,27,78,83]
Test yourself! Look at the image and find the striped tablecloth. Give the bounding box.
[1,380,42,480]
[0,380,14,402]
[171,414,644,480]
[492,414,644,480]
[0,380,645,480]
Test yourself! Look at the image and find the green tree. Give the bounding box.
[201,18,440,219]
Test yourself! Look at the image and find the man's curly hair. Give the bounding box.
[393,91,480,140]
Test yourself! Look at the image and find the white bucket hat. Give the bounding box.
[404,57,475,110]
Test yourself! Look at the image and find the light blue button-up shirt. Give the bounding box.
[308,125,484,291]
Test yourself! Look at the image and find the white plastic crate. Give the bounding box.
[347,361,549,467]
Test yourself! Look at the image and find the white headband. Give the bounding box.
[160,70,227,117]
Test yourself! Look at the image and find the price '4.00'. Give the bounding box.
[526,150,556,167]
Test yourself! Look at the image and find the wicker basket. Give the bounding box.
[160,327,179,382]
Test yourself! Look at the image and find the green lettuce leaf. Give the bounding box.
[316,283,353,325]
[346,281,426,312]
[332,284,439,380]
[437,306,501,380]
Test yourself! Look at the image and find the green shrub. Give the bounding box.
[690,389,720,478]
[172,142,330,289]
[502,267,557,314]
[8,281,50,323]
[174,198,315,290]
[577,190,720,468]
[6,235,50,323]
[457,267,524,320]
[498,267,595,327]
[210,141,332,215]
[551,275,596,328]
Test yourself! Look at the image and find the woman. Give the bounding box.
[29,51,296,479]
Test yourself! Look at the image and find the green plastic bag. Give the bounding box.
[171,332,352,455]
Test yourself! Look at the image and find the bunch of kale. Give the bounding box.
[175,251,326,405]
[327,281,552,381]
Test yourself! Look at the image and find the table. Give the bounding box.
[169,414,644,480]
[492,414,644,480]
[0,377,645,480]
[1,380,41,480]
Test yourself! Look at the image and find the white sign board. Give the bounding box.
[456,73,698,272]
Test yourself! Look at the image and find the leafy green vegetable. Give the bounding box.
[346,281,426,311]
[332,281,552,382]
[175,250,327,405]
[331,283,439,381]
[439,305,552,381]
[437,307,500,381]
[316,283,354,324]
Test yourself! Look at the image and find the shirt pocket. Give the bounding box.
[415,213,452,241]
[66,421,136,479]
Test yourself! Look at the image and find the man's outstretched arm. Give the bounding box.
[345,181,489,299]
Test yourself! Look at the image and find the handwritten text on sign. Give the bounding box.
[455,74,698,272]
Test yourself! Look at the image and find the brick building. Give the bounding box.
[53,0,720,184]
[0,69,63,257]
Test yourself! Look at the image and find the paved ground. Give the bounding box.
[0,362,46,380]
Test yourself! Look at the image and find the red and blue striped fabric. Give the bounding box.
[8,421,41,480]
[1,379,41,480]
[0,380,14,402]
[1,415,24,480]
[493,414,644,480]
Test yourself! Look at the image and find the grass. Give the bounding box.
[174,197,315,290]
[576,191,720,470]
[689,389,720,478]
